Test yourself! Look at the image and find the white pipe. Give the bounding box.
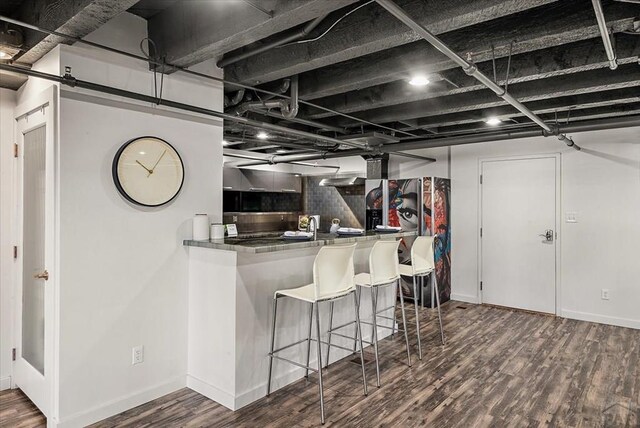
[592,0,618,70]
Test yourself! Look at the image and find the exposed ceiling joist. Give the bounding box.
[331,64,640,126]
[14,0,139,64]
[305,35,640,119]
[400,87,640,129]
[148,0,360,68]
[296,1,638,100]
[223,0,558,85]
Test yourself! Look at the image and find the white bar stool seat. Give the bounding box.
[267,243,368,425]
[401,235,446,361]
[326,240,412,388]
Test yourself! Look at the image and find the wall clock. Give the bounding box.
[112,136,184,207]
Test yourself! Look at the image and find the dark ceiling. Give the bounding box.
[1,0,638,156]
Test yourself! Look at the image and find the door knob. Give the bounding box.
[538,230,554,242]
[34,270,49,281]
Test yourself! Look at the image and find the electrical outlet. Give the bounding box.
[132,345,144,365]
[601,289,610,300]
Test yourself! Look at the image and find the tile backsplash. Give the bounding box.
[303,177,365,232]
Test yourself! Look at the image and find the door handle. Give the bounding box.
[538,230,554,242]
[34,270,49,281]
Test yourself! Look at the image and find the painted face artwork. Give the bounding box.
[388,179,419,231]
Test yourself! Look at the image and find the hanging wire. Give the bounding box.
[491,44,497,82]
[279,0,375,47]
[140,37,165,104]
[504,41,514,93]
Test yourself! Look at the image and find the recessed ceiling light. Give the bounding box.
[408,75,430,86]
[256,132,269,140]
[222,140,229,146]
[485,117,502,126]
[0,51,11,59]
[276,149,288,154]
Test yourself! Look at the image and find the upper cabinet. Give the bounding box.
[223,167,301,193]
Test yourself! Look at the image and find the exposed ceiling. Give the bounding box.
[1,0,638,157]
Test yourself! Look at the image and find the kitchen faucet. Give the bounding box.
[307,216,318,241]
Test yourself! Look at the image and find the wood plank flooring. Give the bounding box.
[1,302,638,427]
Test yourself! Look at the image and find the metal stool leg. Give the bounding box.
[370,286,381,387]
[353,290,368,396]
[433,275,446,345]
[353,286,362,353]
[391,287,398,337]
[325,301,334,368]
[413,276,422,360]
[314,302,325,424]
[305,302,313,378]
[267,297,278,395]
[398,280,412,367]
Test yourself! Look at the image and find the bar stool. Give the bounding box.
[267,243,367,425]
[325,240,412,389]
[399,235,445,360]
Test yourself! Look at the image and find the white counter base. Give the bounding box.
[187,242,395,410]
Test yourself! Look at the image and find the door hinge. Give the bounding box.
[480,281,483,291]
[480,227,483,237]
[13,143,18,158]
[480,174,483,184]
[13,246,17,259]
[12,348,16,361]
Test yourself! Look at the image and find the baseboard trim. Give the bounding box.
[561,310,640,330]
[0,376,11,391]
[55,376,186,428]
[186,374,235,411]
[450,292,479,304]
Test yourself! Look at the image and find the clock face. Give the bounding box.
[112,137,184,207]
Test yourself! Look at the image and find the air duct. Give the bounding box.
[235,75,299,119]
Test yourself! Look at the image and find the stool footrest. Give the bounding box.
[271,338,309,355]
[268,354,318,373]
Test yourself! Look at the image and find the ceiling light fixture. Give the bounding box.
[485,117,502,126]
[222,140,229,146]
[408,75,430,86]
[276,149,288,153]
[256,132,269,140]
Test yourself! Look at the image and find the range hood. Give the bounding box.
[319,176,366,187]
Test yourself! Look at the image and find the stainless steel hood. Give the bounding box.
[319,176,366,187]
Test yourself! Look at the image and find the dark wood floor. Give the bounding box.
[2,302,639,427]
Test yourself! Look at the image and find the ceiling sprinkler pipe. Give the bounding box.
[0,63,369,151]
[374,0,581,150]
[592,0,619,70]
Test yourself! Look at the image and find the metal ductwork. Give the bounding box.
[235,75,299,119]
[592,0,618,70]
[365,155,389,179]
[374,0,582,151]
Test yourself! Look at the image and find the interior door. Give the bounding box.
[13,88,56,417]
[480,155,558,314]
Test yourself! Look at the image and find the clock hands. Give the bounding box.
[148,149,167,177]
[136,160,153,175]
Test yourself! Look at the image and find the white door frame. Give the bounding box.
[477,153,562,315]
[12,85,58,423]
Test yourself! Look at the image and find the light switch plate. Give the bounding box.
[132,345,144,365]
[565,212,578,223]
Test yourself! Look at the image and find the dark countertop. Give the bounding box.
[183,231,417,254]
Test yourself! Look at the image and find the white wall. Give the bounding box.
[9,11,225,427]
[450,127,640,329]
[0,88,17,390]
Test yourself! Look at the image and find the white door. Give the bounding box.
[480,155,558,314]
[13,88,56,417]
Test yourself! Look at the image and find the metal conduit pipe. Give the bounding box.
[0,15,419,138]
[0,63,369,151]
[592,0,618,70]
[235,149,436,167]
[238,75,299,118]
[374,0,581,151]
[234,114,640,166]
[217,14,328,68]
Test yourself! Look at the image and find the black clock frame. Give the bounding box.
[112,136,185,207]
